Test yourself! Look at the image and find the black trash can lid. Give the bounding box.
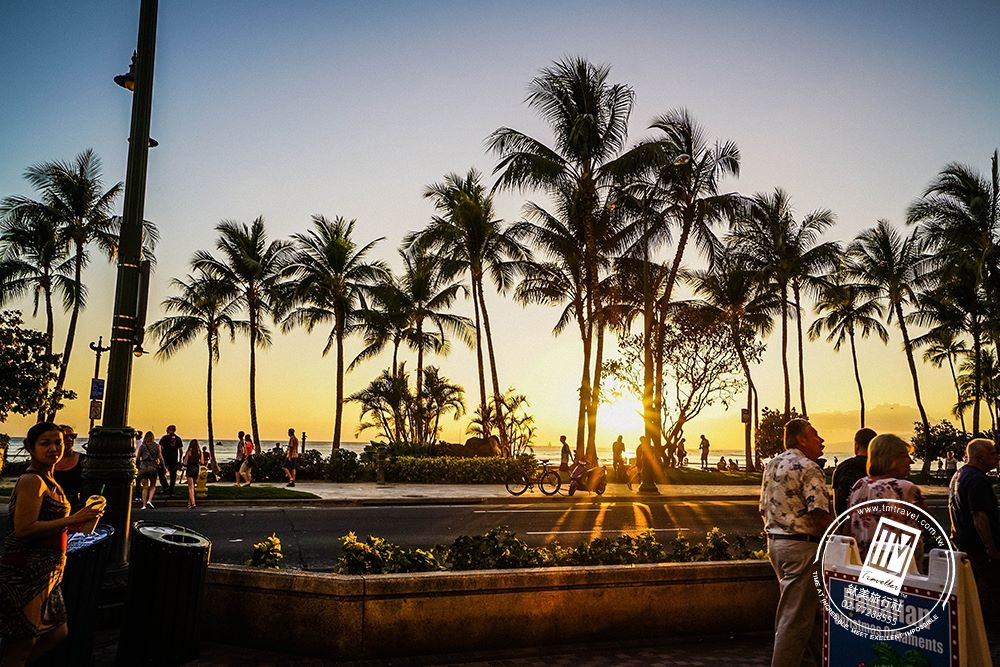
[67,525,115,553]
[133,521,211,548]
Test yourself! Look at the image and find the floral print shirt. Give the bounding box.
[848,477,927,563]
[760,448,832,536]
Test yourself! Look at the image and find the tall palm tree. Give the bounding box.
[807,258,889,428]
[0,149,155,421]
[907,152,999,433]
[147,270,246,473]
[411,168,529,446]
[489,56,633,461]
[848,219,933,469]
[686,244,778,469]
[351,275,411,377]
[192,217,293,451]
[731,188,836,418]
[281,215,389,453]
[919,330,969,432]
[610,109,742,451]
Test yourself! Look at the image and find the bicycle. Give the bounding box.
[504,459,562,496]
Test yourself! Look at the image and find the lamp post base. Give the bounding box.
[82,426,136,569]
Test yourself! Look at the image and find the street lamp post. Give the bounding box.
[82,0,158,568]
[88,337,112,433]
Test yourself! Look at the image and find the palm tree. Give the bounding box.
[351,275,411,377]
[0,150,156,421]
[192,217,293,451]
[281,215,389,453]
[396,245,474,444]
[412,168,530,448]
[919,330,969,432]
[147,270,246,473]
[420,366,465,449]
[0,211,74,388]
[686,244,778,469]
[731,188,837,418]
[489,56,633,461]
[907,152,999,433]
[807,258,889,428]
[848,219,933,470]
[610,109,742,451]
[350,365,413,444]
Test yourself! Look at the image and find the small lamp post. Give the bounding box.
[88,337,112,433]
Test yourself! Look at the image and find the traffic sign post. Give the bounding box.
[91,378,106,401]
[90,400,103,421]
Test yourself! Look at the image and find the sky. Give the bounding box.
[2,1,999,453]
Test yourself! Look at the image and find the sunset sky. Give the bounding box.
[2,1,998,453]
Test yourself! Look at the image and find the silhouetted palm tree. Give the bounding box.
[411,168,529,445]
[908,152,999,433]
[489,56,633,461]
[919,330,969,432]
[192,217,293,451]
[281,215,389,452]
[731,188,836,418]
[148,270,247,473]
[808,258,888,428]
[848,220,933,470]
[0,150,158,421]
[686,244,778,469]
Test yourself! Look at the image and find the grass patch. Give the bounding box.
[661,467,762,485]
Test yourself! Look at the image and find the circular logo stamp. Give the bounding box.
[812,498,957,641]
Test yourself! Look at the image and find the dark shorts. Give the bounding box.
[284,458,298,471]
[186,464,200,479]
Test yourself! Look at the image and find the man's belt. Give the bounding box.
[767,533,821,544]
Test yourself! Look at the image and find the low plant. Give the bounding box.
[246,533,283,569]
[335,532,444,574]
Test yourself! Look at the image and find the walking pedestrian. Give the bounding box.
[283,428,299,487]
[157,425,183,496]
[237,434,255,486]
[233,430,246,486]
[135,431,161,510]
[559,435,571,472]
[759,418,832,667]
[699,434,710,470]
[183,439,202,509]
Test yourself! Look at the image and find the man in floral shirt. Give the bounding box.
[759,418,833,667]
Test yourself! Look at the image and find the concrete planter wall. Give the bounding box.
[204,560,778,659]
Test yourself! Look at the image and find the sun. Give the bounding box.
[597,397,644,443]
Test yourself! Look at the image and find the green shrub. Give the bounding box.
[334,532,444,574]
[246,533,283,569]
[380,455,527,484]
[447,526,547,570]
[324,448,361,482]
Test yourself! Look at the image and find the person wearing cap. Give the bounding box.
[53,425,87,511]
[759,418,833,667]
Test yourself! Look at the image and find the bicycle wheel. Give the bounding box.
[504,471,529,496]
[538,470,561,495]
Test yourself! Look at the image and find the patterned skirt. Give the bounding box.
[0,547,67,639]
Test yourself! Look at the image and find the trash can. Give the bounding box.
[34,526,116,667]
[116,521,211,666]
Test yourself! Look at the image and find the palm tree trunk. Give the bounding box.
[733,322,755,471]
[947,355,967,432]
[478,281,508,447]
[470,276,489,435]
[333,322,345,453]
[972,326,982,434]
[206,335,220,475]
[780,286,791,418]
[37,280,56,422]
[848,330,865,427]
[896,303,931,471]
[576,308,591,452]
[249,308,261,454]
[586,320,605,462]
[47,249,85,421]
[793,285,808,417]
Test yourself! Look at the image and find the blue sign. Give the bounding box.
[825,574,956,666]
[90,378,105,401]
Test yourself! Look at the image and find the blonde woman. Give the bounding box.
[135,431,161,510]
[182,440,202,509]
[847,433,928,565]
